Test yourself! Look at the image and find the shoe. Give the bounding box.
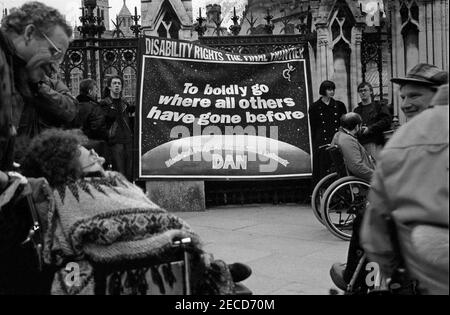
[228,263,252,283]
[330,263,348,291]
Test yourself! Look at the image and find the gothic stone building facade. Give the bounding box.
[67,0,449,124]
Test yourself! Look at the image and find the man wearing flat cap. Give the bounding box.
[360,70,449,296]
[391,63,448,120]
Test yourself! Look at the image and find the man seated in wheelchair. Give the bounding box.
[359,84,449,295]
[330,112,376,183]
[328,113,377,293]
[0,128,251,295]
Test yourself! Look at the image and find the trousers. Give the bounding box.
[110,142,133,181]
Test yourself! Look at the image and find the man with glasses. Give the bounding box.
[0,1,77,171]
[353,82,391,160]
[0,1,76,295]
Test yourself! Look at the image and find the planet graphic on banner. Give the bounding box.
[141,135,311,177]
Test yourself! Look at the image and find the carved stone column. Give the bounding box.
[316,25,329,87]
[433,0,443,68]
[393,0,406,124]
[308,42,318,101]
[418,0,428,63]
[352,28,364,109]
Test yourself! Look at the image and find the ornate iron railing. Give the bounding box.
[61,37,139,104]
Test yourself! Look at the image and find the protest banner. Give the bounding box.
[136,36,313,179]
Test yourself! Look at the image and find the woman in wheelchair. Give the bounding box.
[0,128,251,295]
[326,113,377,293]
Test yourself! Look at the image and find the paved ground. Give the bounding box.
[175,204,349,295]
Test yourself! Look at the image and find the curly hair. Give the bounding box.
[20,129,88,187]
[1,1,72,37]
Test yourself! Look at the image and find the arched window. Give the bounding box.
[399,0,420,71]
[157,0,181,39]
[329,3,355,108]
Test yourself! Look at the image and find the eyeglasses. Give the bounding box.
[358,88,371,93]
[34,26,64,60]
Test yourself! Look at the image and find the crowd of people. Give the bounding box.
[0,1,448,296]
[308,64,448,295]
[0,1,251,295]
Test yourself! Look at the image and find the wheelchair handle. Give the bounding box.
[173,237,192,246]
[172,237,192,295]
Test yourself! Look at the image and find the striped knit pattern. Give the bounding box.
[44,171,201,294]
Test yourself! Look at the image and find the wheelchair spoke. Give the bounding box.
[312,172,339,226]
[323,179,370,241]
[341,213,355,227]
[328,193,352,213]
[332,212,354,228]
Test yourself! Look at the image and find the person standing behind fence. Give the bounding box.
[100,75,135,180]
[309,80,347,187]
[353,82,391,160]
[73,79,108,159]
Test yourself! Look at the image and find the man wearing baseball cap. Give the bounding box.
[391,63,448,119]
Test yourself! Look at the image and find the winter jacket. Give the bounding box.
[309,98,347,148]
[17,77,78,138]
[360,102,449,295]
[331,129,375,182]
[0,29,78,166]
[354,101,392,146]
[100,96,135,144]
[73,95,108,141]
[0,30,24,170]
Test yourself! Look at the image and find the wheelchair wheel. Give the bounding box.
[321,176,370,241]
[311,172,339,225]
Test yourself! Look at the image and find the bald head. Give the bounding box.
[340,112,362,131]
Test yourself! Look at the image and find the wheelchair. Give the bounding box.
[1,175,252,295]
[330,253,395,295]
[311,171,338,226]
[310,145,340,225]
[331,251,420,295]
[312,145,371,241]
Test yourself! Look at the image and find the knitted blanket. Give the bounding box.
[44,171,202,295]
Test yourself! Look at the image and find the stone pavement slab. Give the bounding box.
[175,204,349,295]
